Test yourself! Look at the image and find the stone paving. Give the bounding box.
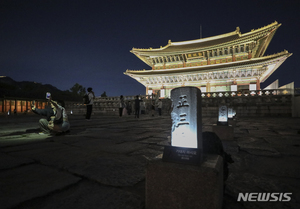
[0,114,299,209]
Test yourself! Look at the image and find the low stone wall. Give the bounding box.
[65,97,173,116]
[65,91,294,117]
[201,94,293,117]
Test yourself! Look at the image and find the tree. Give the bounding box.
[70,83,86,96]
[101,91,107,97]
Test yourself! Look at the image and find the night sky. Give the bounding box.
[0,0,299,97]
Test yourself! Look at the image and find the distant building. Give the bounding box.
[125,21,292,98]
[0,98,47,114]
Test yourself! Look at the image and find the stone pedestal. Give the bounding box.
[146,155,223,209]
[212,125,234,140]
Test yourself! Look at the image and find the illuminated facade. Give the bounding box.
[125,21,292,98]
[0,98,47,114]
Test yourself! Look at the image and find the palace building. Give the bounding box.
[124,21,292,98]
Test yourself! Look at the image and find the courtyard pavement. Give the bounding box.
[0,113,299,209]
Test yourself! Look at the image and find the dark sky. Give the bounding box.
[0,0,299,97]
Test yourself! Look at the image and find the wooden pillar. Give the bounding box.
[183,54,187,67]
[206,82,211,92]
[256,79,260,90]
[248,51,252,59]
[232,46,236,61]
[207,50,210,65]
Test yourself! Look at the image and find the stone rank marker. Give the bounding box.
[217,104,228,126]
[163,86,203,165]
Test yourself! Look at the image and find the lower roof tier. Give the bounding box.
[124,51,292,87]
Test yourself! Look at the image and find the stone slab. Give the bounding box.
[90,141,148,154]
[212,125,234,140]
[0,152,34,169]
[0,164,81,209]
[0,133,50,147]
[6,143,146,187]
[146,155,223,209]
[67,154,146,187]
[18,180,144,209]
[238,143,281,157]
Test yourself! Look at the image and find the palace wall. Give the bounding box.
[1,89,298,118]
[64,89,297,117]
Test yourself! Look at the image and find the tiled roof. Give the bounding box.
[131,22,280,56]
[125,51,291,76]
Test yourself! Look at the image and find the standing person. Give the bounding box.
[119,95,125,117]
[85,87,95,121]
[157,99,162,116]
[134,95,142,118]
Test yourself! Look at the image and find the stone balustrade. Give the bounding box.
[65,88,295,117]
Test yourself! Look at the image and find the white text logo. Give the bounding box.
[237,193,292,202]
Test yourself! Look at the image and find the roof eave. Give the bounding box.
[125,51,291,76]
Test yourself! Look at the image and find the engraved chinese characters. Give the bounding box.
[171,87,202,149]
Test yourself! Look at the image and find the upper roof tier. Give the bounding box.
[131,21,281,66]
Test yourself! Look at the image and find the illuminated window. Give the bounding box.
[160,89,165,98]
[249,84,256,90]
[231,85,237,91]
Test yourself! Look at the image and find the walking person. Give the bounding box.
[85,87,95,121]
[157,99,162,116]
